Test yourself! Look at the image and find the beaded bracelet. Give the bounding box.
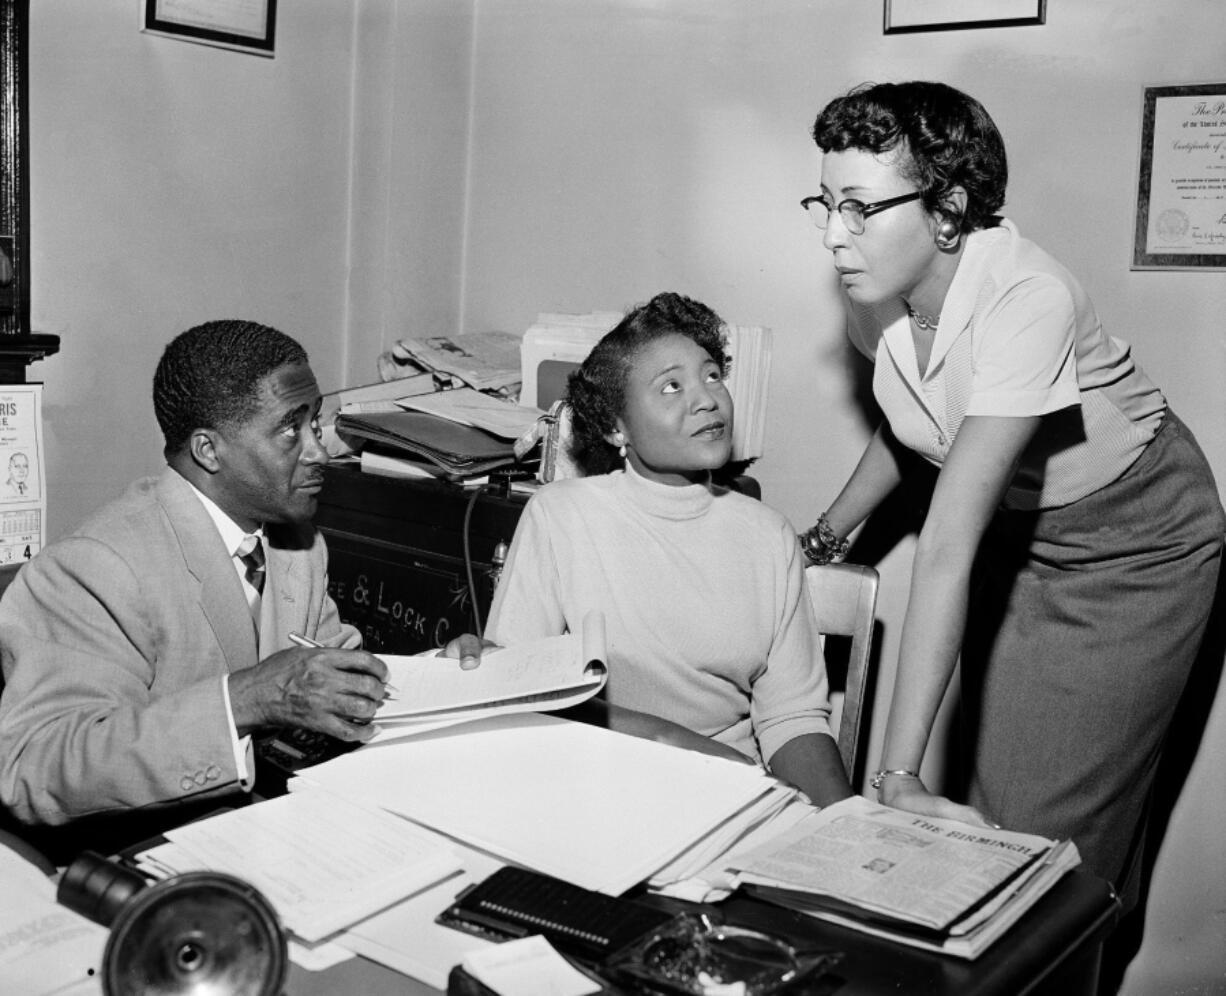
[799,513,850,566]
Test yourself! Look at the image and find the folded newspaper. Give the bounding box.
[391,331,524,393]
[734,794,1081,959]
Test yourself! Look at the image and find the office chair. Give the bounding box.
[805,563,879,786]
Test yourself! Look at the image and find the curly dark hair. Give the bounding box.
[153,319,309,455]
[812,81,1007,234]
[566,292,728,476]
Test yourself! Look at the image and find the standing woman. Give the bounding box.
[799,80,1224,906]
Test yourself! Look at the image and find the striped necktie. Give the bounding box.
[237,534,266,596]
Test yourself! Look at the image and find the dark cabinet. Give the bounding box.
[313,463,529,654]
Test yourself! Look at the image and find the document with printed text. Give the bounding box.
[735,794,1081,958]
[134,785,464,943]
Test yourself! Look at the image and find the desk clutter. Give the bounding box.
[325,313,773,485]
[9,708,1093,995]
[14,721,1078,996]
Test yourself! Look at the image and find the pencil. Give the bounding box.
[287,632,400,695]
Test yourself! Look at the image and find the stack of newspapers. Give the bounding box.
[732,795,1081,959]
[389,331,525,395]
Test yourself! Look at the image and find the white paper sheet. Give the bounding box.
[293,713,775,895]
[337,834,505,989]
[156,786,463,942]
[0,847,107,995]
[397,387,544,439]
[463,936,602,996]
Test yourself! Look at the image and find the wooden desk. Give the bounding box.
[288,870,1118,996]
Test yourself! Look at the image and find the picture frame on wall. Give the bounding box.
[142,0,276,57]
[1132,82,1226,271]
[884,0,1046,34]
[1,0,28,335]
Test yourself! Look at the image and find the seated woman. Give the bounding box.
[477,292,850,806]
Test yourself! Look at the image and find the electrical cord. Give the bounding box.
[461,472,517,640]
[461,484,488,638]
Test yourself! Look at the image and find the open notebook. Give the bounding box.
[375,611,607,731]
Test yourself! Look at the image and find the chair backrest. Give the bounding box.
[805,563,879,784]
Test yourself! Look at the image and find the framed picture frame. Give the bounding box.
[1132,82,1226,271]
[884,0,1046,34]
[142,0,276,57]
[1,0,30,335]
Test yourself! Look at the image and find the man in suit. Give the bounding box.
[0,320,392,842]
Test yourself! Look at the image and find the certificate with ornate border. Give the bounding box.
[1132,83,1226,270]
[142,0,276,57]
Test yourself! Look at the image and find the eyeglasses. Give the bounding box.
[800,191,922,235]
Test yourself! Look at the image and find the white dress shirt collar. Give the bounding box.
[182,479,264,557]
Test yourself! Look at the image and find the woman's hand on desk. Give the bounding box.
[437,633,495,670]
[877,775,999,829]
[229,646,390,742]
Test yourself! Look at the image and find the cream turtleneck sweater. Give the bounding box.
[486,464,833,764]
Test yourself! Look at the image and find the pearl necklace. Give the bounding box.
[908,307,939,332]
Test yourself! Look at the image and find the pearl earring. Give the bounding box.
[936,220,960,249]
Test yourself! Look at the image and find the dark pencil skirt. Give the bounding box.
[960,410,1225,909]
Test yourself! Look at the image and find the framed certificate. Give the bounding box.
[142,0,276,57]
[884,0,1045,34]
[1132,83,1226,270]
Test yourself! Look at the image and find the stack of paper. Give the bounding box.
[359,447,491,485]
[130,786,464,943]
[336,842,504,988]
[647,786,812,902]
[392,331,525,394]
[333,409,519,480]
[320,374,439,457]
[321,374,439,425]
[723,324,773,461]
[292,712,780,896]
[396,387,545,459]
[734,795,1081,959]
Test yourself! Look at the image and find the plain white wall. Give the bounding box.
[29,1,362,532]
[345,0,475,386]
[22,1,1226,992]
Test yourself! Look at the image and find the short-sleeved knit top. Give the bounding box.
[846,220,1165,509]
